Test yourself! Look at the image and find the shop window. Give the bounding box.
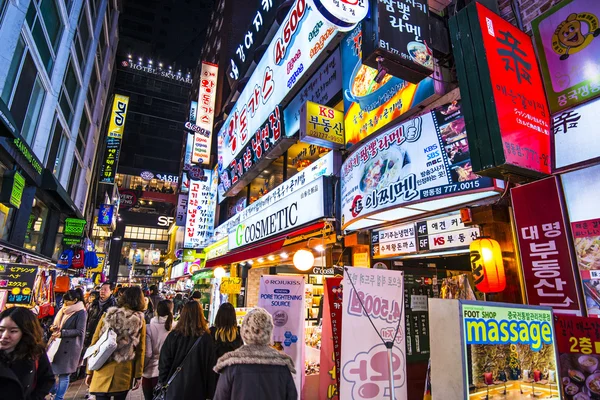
[52,222,64,259]
[0,164,14,241]
[286,142,330,180]
[227,187,248,219]
[124,226,169,242]
[249,155,284,204]
[24,198,49,253]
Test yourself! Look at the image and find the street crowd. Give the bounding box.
[0,283,298,400]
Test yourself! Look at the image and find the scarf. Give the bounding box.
[214,344,296,374]
[54,301,85,330]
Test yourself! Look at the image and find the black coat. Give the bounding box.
[213,364,297,400]
[0,352,55,400]
[52,309,86,374]
[85,296,116,347]
[158,331,217,400]
[209,326,243,360]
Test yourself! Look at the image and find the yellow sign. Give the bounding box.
[221,277,242,295]
[107,95,129,139]
[353,252,370,268]
[87,253,106,275]
[300,101,344,149]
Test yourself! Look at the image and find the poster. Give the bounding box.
[532,0,600,113]
[259,275,305,399]
[220,277,242,295]
[341,267,407,400]
[0,264,38,305]
[572,218,600,317]
[341,24,435,148]
[340,102,494,230]
[555,314,600,399]
[461,303,559,399]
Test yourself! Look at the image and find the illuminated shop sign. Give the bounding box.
[184,168,218,248]
[299,101,344,149]
[218,0,339,171]
[193,62,218,165]
[120,60,193,84]
[100,95,129,184]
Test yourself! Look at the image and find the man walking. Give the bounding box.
[84,282,117,347]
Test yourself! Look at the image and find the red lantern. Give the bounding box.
[470,238,506,293]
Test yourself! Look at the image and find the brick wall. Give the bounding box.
[246,267,268,307]
[497,0,563,33]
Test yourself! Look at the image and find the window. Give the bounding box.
[74,7,92,70]
[24,197,49,253]
[87,63,99,106]
[77,109,90,156]
[67,157,82,199]
[59,59,81,125]
[26,0,63,73]
[286,143,330,180]
[20,78,45,144]
[0,163,15,241]
[53,131,68,176]
[249,155,284,205]
[124,227,169,242]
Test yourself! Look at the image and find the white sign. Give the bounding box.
[194,62,218,165]
[311,0,369,31]
[213,151,337,243]
[376,223,416,256]
[218,0,339,170]
[176,194,187,227]
[206,240,228,260]
[229,176,326,250]
[416,213,480,251]
[259,275,305,399]
[184,170,214,248]
[410,294,428,312]
[553,97,600,170]
[157,216,174,227]
[341,267,407,399]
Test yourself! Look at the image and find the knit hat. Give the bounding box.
[241,307,273,346]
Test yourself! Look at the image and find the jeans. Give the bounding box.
[142,377,158,400]
[93,392,129,400]
[51,374,70,400]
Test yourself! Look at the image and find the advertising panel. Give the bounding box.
[106,95,129,140]
[283,49,342,137]
[341,266,407,400]
[461,302,559,399]
[220,277,242,295]
[511,177,582,315]
[341,25,436,148]
[229,176,326,250]
[299,101,344,148]
[97,204,114,226]
[259,275,305,399]
[194,62,218,165]
[341,102,494,230]
[99,137,122,184]
[532,0,600,114]
[555,314,600,398]
[184,170,214,249]
[218,0,339,170]
[0,264,38,305]
[553,97,600,171]
[175,194,188,227]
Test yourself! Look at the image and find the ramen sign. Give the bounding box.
[340,102,496,230]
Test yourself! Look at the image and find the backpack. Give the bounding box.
[54,275,70,293]
[57,249,73,269]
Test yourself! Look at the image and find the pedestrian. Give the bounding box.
[172,294,184,316]
[85,286,146,400]
[148,285,163,313]
[86,291,99,310]
[158,300,216,399]
[48,289,87,400]
[84,282,116,348]
[142,300,173,400]
[213,307,297,400]
[0,307,54,400]
[210,302,242,360]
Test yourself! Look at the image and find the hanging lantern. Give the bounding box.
[470,237,506,293]
[293,249,315,271]
[214,266,226,279]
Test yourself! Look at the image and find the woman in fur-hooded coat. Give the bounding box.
[86,287,146,398]
[213,307,297,400]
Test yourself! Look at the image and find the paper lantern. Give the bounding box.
[293,249,315,271]
[470,238,506,293]
[214,266,226,279]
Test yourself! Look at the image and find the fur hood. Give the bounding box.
[100,307,145,363]
[214,344,296,374]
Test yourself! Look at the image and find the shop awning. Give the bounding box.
[205,221,325,268]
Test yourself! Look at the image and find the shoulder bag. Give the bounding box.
[83,328,118,371]
[153,335,203,400]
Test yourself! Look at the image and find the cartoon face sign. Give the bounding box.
[552,12,600,60]
[557,14,585,48]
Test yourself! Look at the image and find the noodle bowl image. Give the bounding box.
[345,62,401,111]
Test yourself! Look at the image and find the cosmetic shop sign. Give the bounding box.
[229,176,326,250]
[341,102,495,230]
[218,0,340,170]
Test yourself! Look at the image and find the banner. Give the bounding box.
[0,264,38,305]
[555,314,600,398]
[341,267,407,399]
[319,277,343,400]
[259,275,305,399]
[220,277,242,295]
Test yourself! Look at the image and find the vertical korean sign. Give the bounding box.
[0,264,38,305]
[511,176,582,314]
[475,3,551,174]
[259,276,305,399]
[319,276,343,400]
[555,314,600,398]
[184,169,214,248]
[100,95,129,183]
[341,267,407,400]
[193,62,218,165]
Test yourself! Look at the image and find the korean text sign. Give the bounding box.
[194,62,218,165]
[532,0,600,114]
[554,314,600,398]
[184,170,215,248]
[340,102,494,230]
[300,100,344,148]
[218,0,338,170]
[220,277,242,295]
[511,177,582,314]
[107,95,129,140]
[0,264,38,305]
[476,3,551,174]
[341,267,407,400]
[259,275,305,399]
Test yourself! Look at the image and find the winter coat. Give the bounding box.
[210,326,243,360]
[158,331,216,400]
[0,352,55,400]
[213,344,297,400]
[85,296,116,347]
[87,307,146,394]
[51,308,86,375]
[143,316,171,378]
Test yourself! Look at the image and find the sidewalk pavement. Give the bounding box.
[58,378,144,400]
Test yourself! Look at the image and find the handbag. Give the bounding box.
[83,328,118,371]
[153,336,203,400]
[47,338,62,362]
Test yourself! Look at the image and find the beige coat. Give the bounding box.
[88,308,146,393]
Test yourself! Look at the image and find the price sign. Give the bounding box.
[0,264,38,305]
